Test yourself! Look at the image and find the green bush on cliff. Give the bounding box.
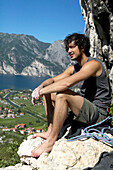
[0,141,20,167]
[0,132,24,168]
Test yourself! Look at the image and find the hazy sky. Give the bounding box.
[0,0,85,43]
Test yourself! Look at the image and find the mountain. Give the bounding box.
[0,33,71,77]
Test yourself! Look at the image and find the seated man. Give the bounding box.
[31,33,112,157]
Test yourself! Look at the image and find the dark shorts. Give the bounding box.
[75,98,108,124]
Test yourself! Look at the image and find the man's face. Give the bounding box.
[67,41,82,60]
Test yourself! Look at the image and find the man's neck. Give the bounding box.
[77,54,89,66]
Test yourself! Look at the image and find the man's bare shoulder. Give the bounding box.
[82,59,100,68]
[81,59,102,77]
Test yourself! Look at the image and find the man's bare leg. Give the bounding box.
[31,90,84,157]
[32,93,56,139]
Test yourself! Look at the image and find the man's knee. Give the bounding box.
[56,92,67,100]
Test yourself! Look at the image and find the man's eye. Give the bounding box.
[71,46,76,48]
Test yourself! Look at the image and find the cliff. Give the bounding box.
[80,0,113,89]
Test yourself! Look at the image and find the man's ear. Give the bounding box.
[81,48,85,52]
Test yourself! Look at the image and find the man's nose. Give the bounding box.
[68,48,72,53]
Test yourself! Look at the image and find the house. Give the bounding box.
[15,123,26,129]
[7,113,15,118]
[13,96,20,100]
[26,127,35,134]
[8,109,12,113]
[36,128,42,133]
[20,96,25,99]
[0,115,5,119]
[20,112,24,116]
[9,128,17,132]
[4,107,8,110]
[23,97,27,100]
[2,128,10,131]
[20,103,26,106]
[20,129,26,135]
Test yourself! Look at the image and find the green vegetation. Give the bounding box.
[0,131,24,168]
[110,93,113,125]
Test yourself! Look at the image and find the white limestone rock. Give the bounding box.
[17,135,45,157]
[109,66,113,92]
[17,135,113,170]
[21,59,54,77]
[0,164,33,170]
[1,134,113,170]
[3,62,17,75]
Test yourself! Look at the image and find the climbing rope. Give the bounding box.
[67,116,113,147]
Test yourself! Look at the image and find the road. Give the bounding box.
[4,91,45,120]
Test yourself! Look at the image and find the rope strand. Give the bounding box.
[67,116,113,147]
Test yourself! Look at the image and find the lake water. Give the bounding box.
[0,74,49,90]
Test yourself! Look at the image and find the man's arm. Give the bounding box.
[35,65,74,89]
[40,60,102,95]
[31,65,74,105]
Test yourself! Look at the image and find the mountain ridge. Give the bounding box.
[0,32,70,77]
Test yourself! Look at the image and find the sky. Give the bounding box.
[0,0,85,43]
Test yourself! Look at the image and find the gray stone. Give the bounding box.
[80,0,113,90]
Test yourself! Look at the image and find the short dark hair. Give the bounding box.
[64,33,90,57]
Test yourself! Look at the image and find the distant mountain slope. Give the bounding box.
[0,33,71,77]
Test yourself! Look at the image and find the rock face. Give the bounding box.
[44,40,70,69]
[0,33,70,77]
[1,134,113,170]
[21,40,71,77]
[80,0,113,89]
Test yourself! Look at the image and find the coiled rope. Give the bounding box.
[67,116,113,147]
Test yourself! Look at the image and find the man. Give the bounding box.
[31,33,112,157]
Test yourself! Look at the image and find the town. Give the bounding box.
[0,89,47,136]
[2,123,42,135]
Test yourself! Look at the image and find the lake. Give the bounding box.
[0,74,49,90]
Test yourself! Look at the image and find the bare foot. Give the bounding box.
[32,125,53,139]
[32,131,50,139]
[31,139,54,157]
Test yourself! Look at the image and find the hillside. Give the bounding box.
[0,33,71,77]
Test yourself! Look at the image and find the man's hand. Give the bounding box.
[31,86,43,106]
